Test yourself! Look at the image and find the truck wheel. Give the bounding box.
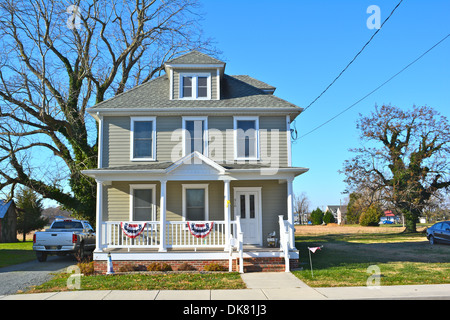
[77,243,85,260]
[36,251,47,262]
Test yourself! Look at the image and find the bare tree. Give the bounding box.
[342,105,450,232]
[0,0,218,222]
[293,192,310,224]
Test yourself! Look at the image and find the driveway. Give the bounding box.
[0,255,76,296]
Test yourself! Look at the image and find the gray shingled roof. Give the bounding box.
[231,75,276,91]
[88,74,301,112]
[166,51,225,65]
[87,162,305,171]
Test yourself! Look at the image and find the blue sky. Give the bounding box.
[200,0,450,210]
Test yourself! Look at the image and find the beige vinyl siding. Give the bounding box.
[259,116,288,167]
[103,115,288,167]
[103,116,130,167]
[105,181,224,222]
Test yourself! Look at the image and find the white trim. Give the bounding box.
[216,68,220,100]
[97,114,104,168]
[95,181,103,252]
[233,116,260,161]
[165,63,225,69]
[129,184,156,221]
[179,73,212,100]
[182,116,208,157]
[169,68,174,100]
[94,250,298,261]
[130,116,157,162]
[286,115,292,167]
[182,183,209,222]
[233,187,263,246]
[166,151,226,175]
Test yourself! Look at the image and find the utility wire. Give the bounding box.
[302,0,404,113]
[299,33,450,139]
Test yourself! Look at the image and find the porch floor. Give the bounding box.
[100,244,285,254]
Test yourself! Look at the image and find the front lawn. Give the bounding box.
[293,225,450,287]
[0,241,35,268]
[27,272,246,293]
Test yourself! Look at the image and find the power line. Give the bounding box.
[299,33,450,140]
[302,0,404,113]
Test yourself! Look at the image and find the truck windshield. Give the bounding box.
[51,221,83,229]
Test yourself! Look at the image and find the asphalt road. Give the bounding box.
[0,255,77,295]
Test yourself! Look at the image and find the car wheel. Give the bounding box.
[429,235,435,245]
[36,251,47,262]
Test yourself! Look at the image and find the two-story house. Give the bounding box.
[83,51,308,273]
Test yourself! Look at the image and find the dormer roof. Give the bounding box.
[165,50,225,66]
[88,51,302,120]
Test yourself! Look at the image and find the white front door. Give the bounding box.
[235,188,261,245]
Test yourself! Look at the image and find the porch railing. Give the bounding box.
[104,220,234,250]
[278,215,291,272]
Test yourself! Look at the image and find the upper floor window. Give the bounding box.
[234,116,259,160]
[182,116,208,156]
[180,73,211,100]
[130,117,156,161]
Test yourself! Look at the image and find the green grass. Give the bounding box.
[27,272,246,293]
[293,228,450,287]
[0,242,35,268]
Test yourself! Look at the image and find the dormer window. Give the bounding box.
[180,73,211,100]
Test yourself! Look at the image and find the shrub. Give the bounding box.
[77,261,95,275]
[147,262,173,271]
[323,211,335,224]
[203,263,227,271]
[178,262,197,271]
[359,204,384,226]
[310,208,324,225]
[118,264,147,272]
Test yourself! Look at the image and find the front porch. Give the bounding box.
[93,217,298,274]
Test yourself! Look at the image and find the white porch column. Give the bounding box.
[287,177,295,249]
[159,179,167,252]
[95,180,103,252]
[224,179,231,248]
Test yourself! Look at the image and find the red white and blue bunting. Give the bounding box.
[187,221,214,238]
[121,222,146,239]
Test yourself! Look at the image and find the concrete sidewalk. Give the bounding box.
[1,272,450,300]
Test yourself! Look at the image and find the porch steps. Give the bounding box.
[236,257,286,272]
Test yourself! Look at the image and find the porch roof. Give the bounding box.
[83,163,308,178]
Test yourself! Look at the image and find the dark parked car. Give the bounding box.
[427,221,450,245]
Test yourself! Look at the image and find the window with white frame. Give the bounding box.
[182,117,208,156]
[234,116,259,160]
[182,184,209,221]
[180,74,211,99]
[130,184,156,221]
[130,117,156,161]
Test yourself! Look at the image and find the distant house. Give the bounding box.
[325,205,347,225]
[0,200,17,243]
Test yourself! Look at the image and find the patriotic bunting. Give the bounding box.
[121,222,146,239]
[187,222,214,238]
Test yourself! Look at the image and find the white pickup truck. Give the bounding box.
[33,219,96,262]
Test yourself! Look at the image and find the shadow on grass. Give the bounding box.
[295,232,450,270]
